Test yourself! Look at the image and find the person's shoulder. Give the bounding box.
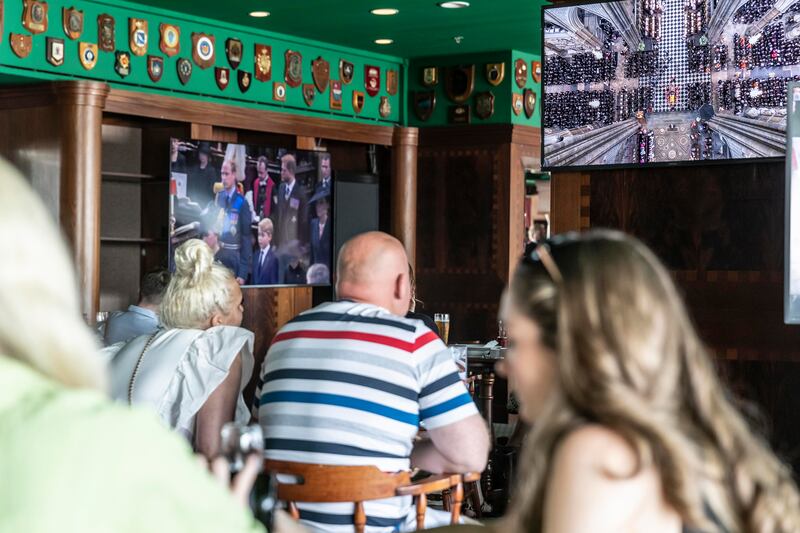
[555,424,640,477]
[199,325,254,347]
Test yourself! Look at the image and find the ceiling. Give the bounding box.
[128,0,546,58]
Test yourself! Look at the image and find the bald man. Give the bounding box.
[255,232,489,532]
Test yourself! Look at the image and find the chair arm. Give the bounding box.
[462,472,481,483]
[395,473,463,496]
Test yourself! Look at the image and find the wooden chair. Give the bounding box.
[265,460,472,533]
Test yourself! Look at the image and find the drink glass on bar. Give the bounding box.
[434,313,451,345]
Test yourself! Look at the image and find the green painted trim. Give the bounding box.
[1,0,404,125]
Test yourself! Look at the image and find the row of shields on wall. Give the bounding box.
[413,61,539,123]
[11,0,397,117]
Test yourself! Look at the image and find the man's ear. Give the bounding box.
[394,272,406,301]
[209,313,223,327]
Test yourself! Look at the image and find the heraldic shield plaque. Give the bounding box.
[444,65,475,104]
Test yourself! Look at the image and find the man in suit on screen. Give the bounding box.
[309,190,332,270]
[274,153,309,247]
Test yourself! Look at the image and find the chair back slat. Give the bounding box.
[265,460,412,503]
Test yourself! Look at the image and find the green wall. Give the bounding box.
[407,50,541,128]
[0,0,404,124]
[0,1,544,129]
[510,50,542,128]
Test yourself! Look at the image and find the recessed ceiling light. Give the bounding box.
[375,38,394,45]
[371,8,400,15]
[249,11,270,17]
[438,1,470,8]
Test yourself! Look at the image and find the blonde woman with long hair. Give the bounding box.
[0,159,262,531]
[106,239,253,459]
[438,230,800,533]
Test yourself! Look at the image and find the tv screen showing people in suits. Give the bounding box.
[169,139,333,287]
[542,0,796,169]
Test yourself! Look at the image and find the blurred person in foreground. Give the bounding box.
[0,159,264,532]
[102,269,170,346]
[435,230,800,533]
[106,239,254,459]
[255,231,489,532]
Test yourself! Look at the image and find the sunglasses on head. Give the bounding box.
[522,233,580,284]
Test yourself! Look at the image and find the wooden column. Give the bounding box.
[56,81,110,322]
[391,127,419,267]
[550,171,585,234]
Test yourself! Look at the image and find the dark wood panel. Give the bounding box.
[415,124,539,342]
[558,159,800,474]
[588,162,784,272]
[420,124,515,147]
[719,360,800,472]
[416,145,506,342]
[550,172,585,234]
[241,285,313,408]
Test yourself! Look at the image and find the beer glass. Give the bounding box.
[434,313,451,344]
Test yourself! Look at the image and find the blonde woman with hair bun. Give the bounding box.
[0,159,263,531]
[107,238,254,459]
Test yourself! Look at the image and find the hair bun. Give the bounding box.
[173,239,214,286]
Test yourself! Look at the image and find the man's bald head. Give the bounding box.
[336,232,411,316]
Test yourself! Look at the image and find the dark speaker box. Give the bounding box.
[313,172,379,305]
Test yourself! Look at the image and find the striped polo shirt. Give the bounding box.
[256,300,478,532]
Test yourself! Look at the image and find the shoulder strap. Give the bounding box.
[127,332,159,405]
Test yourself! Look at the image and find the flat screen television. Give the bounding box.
[169,139,333,287]
[785,82,800,323]
[542,0,795,169]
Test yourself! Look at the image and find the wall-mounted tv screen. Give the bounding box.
[169,139,333,287]
[543,0,794,169]
[786,82,800,323]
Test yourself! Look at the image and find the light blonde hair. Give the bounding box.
[258,217,274,235]
[508,230,800,533]
[160,239,236,329]
[0,159,105,390]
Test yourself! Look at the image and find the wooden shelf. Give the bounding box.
[100,237,167,244]
[102,170,165,182]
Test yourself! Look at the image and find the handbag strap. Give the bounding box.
[127,332,159,406]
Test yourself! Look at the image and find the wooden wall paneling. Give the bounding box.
[324,140,371,173]
[509,139,541,276]
[391,127,420,267]
[0,100,62,217]
[497,143,514,282]
[719,359,800,473]
[550,171,585,234]
[580,160,800,474]
[190,123,238,143]
[242,287,279,406]
[416,142,502,341]
[105,88,396,146]
[56,82,110,322]
[415,124,540,342]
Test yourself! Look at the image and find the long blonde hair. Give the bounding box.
[0,159,105,390]
[508,230,800,533]
[160,239,235,329]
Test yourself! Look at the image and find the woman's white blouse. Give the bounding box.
[105,326,254,442]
